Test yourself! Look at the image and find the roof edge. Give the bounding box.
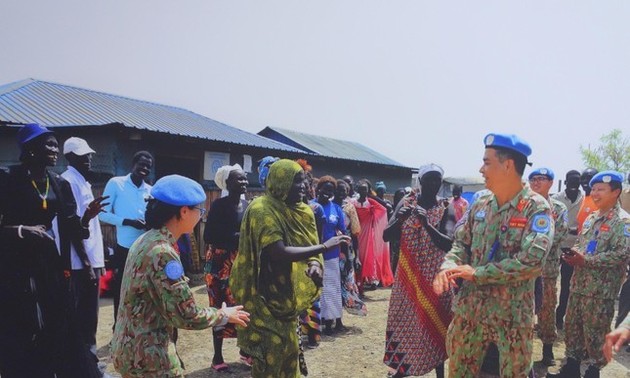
[0,78,37,96]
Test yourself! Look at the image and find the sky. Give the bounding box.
[1,1,629,182]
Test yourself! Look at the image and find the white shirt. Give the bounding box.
[61,166,105,269]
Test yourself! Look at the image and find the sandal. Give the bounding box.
[240,355,253,367]
[211,362,230,372]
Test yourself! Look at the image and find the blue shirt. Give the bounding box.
[99,174,152,248]
[313,200,346,260]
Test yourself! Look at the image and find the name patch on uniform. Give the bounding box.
[164,260,184,280]
[509,217,528,229]
[531,214,551,233]
[600,224,611,233]
[475,210,486,220]
[624,224,630,237]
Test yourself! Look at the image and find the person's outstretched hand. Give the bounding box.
[82,196,110,224]
[604,326,630,363]
[323,235,351,250]
[221,303,250,327]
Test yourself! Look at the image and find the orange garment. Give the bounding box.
[576,195,598,232]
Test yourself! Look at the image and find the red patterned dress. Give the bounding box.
[203,196,248,339]
[383,196,453,376]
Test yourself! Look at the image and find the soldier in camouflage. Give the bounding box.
[548,171,630,378]
[433,133,554,377]
[527,167,569,365]
[111,175,249,378]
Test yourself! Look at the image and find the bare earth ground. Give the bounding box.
[97,284,630,378]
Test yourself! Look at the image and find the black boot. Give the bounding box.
[540,343,555,366]
[546,357,580,378]
[583,365,600,378]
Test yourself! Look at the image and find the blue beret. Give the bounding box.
[589,170,624,187]
[484,133,532,158]
[151,175,206,206]
[17,123,53,146]
[528,167,554,180]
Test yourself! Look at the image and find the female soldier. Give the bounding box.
[111,174,249,378]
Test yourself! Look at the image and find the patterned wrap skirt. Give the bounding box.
[204,245,238,338]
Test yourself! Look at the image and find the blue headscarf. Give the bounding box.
[258,156,279,188]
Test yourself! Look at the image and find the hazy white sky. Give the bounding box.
[2,1,629,180]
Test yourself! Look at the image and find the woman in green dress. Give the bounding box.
[231,159,350,378]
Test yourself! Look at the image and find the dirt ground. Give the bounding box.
[97,284,630,378]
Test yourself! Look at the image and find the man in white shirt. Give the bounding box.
[62,137,108,356]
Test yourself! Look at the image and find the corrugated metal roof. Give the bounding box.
[259,126,407,168]
[0,79,304,152]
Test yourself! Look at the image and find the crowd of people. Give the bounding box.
[1,124,629,378]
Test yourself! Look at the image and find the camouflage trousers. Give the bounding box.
[565,293,615,368]
[446,314,533,378]
[537,276,558,344]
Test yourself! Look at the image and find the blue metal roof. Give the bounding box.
[0,79,304,153]
[259,126,408,168]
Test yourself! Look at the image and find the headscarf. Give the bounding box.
[417,163,444,181]
[266,159,302,202]
[215,164,243,198]
[258,156,279,188]
[375,181,386,191]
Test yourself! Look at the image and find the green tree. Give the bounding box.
[580,129,630,172]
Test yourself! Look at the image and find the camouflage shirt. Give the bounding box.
[570,204,630,300]
[112,227,225,378]
[441,186,554,327]
[542,197,569,278]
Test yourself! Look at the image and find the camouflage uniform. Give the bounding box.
[441,187,554,377]
[538,198,569,344]
[564,204,630,368]
[111,227,226,378]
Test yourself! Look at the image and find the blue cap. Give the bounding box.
[151,175,206,206]
[484,133,532,158]
[528,167,554,180]
[375,181,386,191]
[16,123,53,146]
[589,170,624,187]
